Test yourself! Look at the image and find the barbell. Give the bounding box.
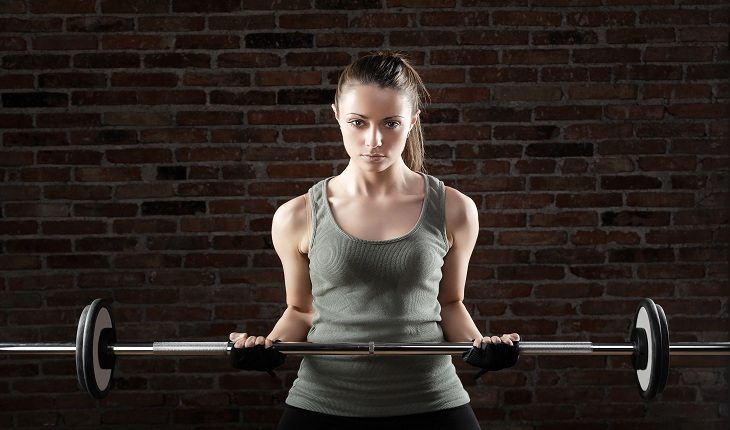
[1,298,729,400]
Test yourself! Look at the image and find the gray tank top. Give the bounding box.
[284,172,471,417]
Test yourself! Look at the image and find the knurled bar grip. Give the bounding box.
[153,342,230,355]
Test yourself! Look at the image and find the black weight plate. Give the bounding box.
[655,304,670,395]
[75,304,91,392]
[81,299,115,399]
[633,298,662,400]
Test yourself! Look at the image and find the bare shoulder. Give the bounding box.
[443,185,479,246]
[444,185,478,222]
[271,193,309,254]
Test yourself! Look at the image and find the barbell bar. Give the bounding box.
[1,298,729,400]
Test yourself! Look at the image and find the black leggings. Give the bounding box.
[276,404,481,430]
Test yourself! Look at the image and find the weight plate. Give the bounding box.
[633,298,662,400]
[75,304,90,392]
[81,299,114,399]
[655,304,670,395]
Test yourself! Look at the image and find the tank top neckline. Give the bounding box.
[321,172,429,244]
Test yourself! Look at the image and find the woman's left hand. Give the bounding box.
[473,332,520,348]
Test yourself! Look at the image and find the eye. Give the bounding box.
[385,120,400,129]
[348,119,364,128]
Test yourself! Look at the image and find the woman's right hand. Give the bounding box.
[229,332,285,374]
[229,332,275,349]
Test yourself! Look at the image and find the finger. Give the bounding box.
[501,334,513,346]
[473,338,481,347]
[254,336,266,346]
[491,335,502,344]
[511,333,521,342]
[229,332,245,342]
[265,338,274,348]
[233,334,248,349]
[244,335,257,348]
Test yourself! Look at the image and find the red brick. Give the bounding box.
[137,90,206,105]
[73,130,137,146]
[0,0,26,13]
[486,194,553,209]
[568,84,637,99]
[460,30,528,45]
[572,230,640,245]
[640,9,709,25]
[515,159,556,174]
[44,185,111,200]
[498,265,565,280]
[106,148,172,164]
[493,10,561,26]
[111,72,177,87]
[175,35,239,49]
[530,176,596,191]
[494,86,562,101]
[638,264,706,279]
[0,255,42,270]
[218,52,281,68]
[100,0,169,13]
[140,128,207,143]
[183,72,251,87]
[317,33,385,48]
[529,211,597,227]
[47,254,109,269]
[36,113,101,128]
[75,167,141,182]
[626,192,695,207]
[0,73,35,89]
[541,66,612,82]
[138,16,205,31]
[38,151,102,165]
[32,35,97,50]
[556,193,623,208]
[41,220,106,235]
[177,111,242,126]
[499,231,567,245]
[504,49,569,65]
[31,0,96,13]
[431,49,498,65]
[4,203,70,217]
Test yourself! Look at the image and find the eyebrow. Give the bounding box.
[346,113,404,119]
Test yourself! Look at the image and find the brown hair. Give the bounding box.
[333,51,430,173]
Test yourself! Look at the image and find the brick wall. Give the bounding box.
[1,0,728,428]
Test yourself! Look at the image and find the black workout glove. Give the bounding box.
[230,343,286,377]
[463,341,520,379]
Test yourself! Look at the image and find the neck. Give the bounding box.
[339,161,416,197]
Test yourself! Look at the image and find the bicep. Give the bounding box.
[271,196,314,312]
[438,188,479,304]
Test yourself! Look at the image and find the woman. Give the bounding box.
[230,51,520,430]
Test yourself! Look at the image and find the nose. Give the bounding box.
[365,127,382,148]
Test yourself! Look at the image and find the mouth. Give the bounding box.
[360,154,386,162]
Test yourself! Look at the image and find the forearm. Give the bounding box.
[266,305,313,342]
[439,300,483,342]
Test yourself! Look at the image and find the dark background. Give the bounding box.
[1,0,728,428]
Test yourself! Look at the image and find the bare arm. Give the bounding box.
[438,187,519,347]
[231,194,314,348]
[438,186,483,343]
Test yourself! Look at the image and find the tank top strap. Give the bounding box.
[307,176,332,253]
[421,173,449,252]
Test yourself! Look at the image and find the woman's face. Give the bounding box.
[333,84,419,173]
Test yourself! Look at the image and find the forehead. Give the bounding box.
[338,84,412,114]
